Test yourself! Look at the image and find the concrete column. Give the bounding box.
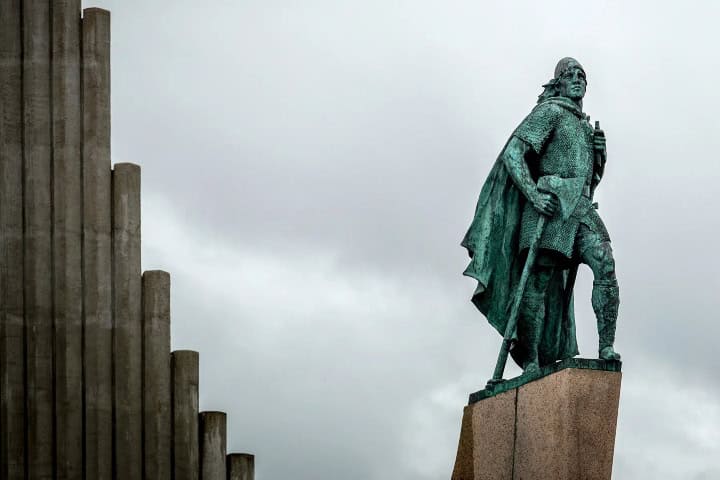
[52,1,84,478]
[113,162,142,480]
[227,453,254,480]
[0,0,26,478]
[82,8,113,480]
[142,270,171,480]
[172,350,199,480]
[200,412,227,480]
[23,0,55,477]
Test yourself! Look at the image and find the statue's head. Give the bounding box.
[538,57,587,104]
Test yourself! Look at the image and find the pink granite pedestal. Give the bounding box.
[452,359,622,480]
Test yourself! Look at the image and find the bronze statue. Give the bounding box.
[462,58,620,381]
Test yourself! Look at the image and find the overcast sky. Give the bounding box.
[84,1,720,478]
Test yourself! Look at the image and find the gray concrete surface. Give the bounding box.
[172,350,200,480]
[81,7,113,480]
[113,162,143,480]
[51,1,84,477]
[0,0,25,478]
[200,411,227,480]
[23,0,55,477]
[0,7,248,479]
[142,270,172,480]
[227,453,255,480]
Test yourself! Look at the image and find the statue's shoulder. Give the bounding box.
[528,100,565,118]
[513,101,567,153]
[517,101,564,132]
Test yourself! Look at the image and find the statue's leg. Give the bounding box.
[578,229,621,360]
[518,257,554,373]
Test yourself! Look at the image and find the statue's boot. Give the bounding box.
[592,279,621,361]
[518,290,544,374]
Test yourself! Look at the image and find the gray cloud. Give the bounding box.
[86,0,720,478]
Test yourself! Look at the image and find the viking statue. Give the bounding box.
[462,57,620,376]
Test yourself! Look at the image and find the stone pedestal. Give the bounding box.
[452,358,621,480]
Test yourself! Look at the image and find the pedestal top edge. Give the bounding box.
[468,357,622,404]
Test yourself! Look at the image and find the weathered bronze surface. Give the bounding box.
[462,58,621,382]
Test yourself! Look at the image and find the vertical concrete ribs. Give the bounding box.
[142,271,171,480]
[82,8,113,480]
[0,4,255,480]
[23,0,55,477]
[52,2,84,478]
[200,412,227,480]
[0,0,26,478]
[228,454,255,480]
[172,350,200,480]
[112,162,143,480]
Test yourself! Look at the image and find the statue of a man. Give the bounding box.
[461,57,620,375]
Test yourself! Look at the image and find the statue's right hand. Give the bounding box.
[532,192,558,216]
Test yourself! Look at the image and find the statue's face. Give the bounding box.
[557,65,586,101]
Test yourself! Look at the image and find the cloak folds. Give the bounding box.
[461,148,579,368]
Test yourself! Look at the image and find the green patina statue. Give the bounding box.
[462,57,621,380]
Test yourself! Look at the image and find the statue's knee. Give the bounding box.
[522,268,553,306]
[589,243,615,280]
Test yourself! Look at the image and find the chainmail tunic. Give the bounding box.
[513,98,610,258]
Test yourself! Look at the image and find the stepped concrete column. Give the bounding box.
[113,162,142,480]
[82,7,113,480]
[52,1,84,477]
[200,411,227,480]
[172,350,200,480]
[23,0,55,476]
[0,0,25,478]
[227,453,254,480]
[142,270,171,480]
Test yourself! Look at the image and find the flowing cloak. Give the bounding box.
[461,103,579,368]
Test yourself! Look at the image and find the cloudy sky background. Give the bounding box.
[85,1,719,478]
